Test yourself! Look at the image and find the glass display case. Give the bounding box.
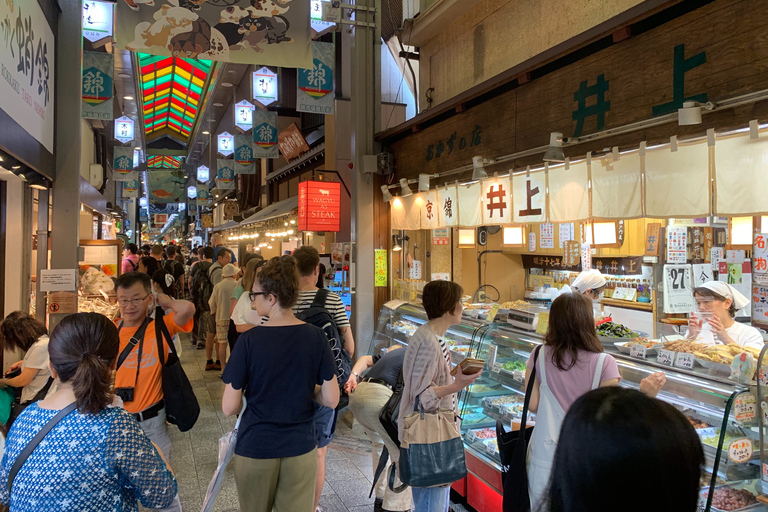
[369,301,765,512]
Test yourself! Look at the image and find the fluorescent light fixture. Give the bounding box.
[731,217,753,246]
[458,228,476,248]
[502,226,525,246]
[123,95,134,100]
[584,221,618,246]
[399,178,413,197]
[381,185,394,202]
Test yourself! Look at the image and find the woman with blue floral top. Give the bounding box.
[0,312,177,511]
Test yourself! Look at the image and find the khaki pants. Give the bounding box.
[138,407,182,512]
[234,449,317,512]
[349,381,413,511]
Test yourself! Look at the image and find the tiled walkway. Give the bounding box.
[160,335,379,512]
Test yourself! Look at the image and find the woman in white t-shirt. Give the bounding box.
[0,312,53,407]
[688,282,764,350]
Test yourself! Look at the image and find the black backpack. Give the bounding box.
[297,289,352,393]
[191,261,214,312]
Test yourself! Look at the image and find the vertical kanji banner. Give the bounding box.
[82,51,113,120]
[420,191,439,230]
[115,0,312,68]
[122,178,139,198]
[113,147,136,181]
[234,134,255,174]
[217,160,236,190]
[512,170,547,224]
[481,177,511,225]
[148,171,185,203]
[253,110,279,159]
[437,185,458,227]
[297,41,334,114]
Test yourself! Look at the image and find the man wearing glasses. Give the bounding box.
[114,272,195,512]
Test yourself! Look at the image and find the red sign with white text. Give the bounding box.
[298,181,341,232]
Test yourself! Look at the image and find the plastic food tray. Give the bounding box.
[614,342,660,356]
[598,335,637,345]
[696,359,732,374]
[700,485,767,512]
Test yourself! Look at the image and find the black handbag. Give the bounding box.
[378,368,404,448]
[496,344,541,512]
[155,307,200,432]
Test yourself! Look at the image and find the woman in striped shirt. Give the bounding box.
[399,281,480,512]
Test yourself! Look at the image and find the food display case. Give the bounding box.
[369,301,765,512]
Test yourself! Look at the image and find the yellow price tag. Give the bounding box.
[536,312,550,335]
[486,304,501,322]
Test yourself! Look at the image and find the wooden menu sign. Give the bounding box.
[278,123,310,161]
[564,240,581,266]
[645,223,661,256]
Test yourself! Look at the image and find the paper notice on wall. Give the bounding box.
[559,223,574,248]
[541,223,555,249]
[663,264,695,314]
[528,232,536,252]
[581,244,592,270]
[727,250,746,264]
[692,264,714,288]
[753,285,768,324]
[711,247,724,271]
[667,226,688,264]
[754,234,768,274]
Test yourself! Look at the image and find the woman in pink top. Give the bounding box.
[121,243,140,274]
[524,293,665,509]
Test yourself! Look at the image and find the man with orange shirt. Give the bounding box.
[114,272,195,512]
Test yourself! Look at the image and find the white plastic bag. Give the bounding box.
[201,397,246,512]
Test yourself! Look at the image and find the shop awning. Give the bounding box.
[212,220,239,232]
[240,196,298,226]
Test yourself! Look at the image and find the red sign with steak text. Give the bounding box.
[298,181,341,232]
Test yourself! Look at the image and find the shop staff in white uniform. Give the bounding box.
[688,282,764,350]
[570,269,607,300]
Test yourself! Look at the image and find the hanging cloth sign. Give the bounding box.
[253,110,279,159]
[548,160,589,222]
[297,41,334,114]
[113,147,136,182]
[437,185,458,227]
[234,134,255,175]
[420,191,439,230]
[234,100,255,132]
[122,178,139,198]
[197,186,211,201]
[482,177,511,225]
[457,181,482,227]
[114,0,312,69]
[82,51,114,120]
[217,160,236,190]
[148,171,185,204]
[714,134,768,216]
[400,195,422,231]
[513,170,547,223]
[593,151,643,219]
[218,132,234,157]
[391,197,407,230]
[645,142,710,218]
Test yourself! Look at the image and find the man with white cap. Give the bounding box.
[571,269,607,300]
[688,282,764,350]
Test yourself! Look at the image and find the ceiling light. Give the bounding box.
[399,178,413,197]
[202,130,210,135]
[213,102,224,107]
[30,184,47,190]
[543,132,566,163]
[135,146,141,151]
[11,165,20,169]
[418,174,431,192]
[472,156,488,180]
[123,95,134,100]
[117,72,131,78]
[290,220,295,224]
[267,245,273,249]
[0,156,3,161]
[215,194,219,198]
[381,185,394,202]
[221,82,233,88]
[392,234,402,252]
[678,101,703,125]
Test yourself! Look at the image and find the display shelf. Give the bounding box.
[369,301,758,511]
[600,297,654,312]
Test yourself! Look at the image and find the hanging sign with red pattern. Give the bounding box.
[298,181,342,232]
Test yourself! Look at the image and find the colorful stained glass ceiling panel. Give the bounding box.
[138,53,212,142]
[147,156,184,169]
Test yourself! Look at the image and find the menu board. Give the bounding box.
[78,240,122,295]
[540,223,554,249]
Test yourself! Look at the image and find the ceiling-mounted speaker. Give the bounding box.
[486,225,501,235]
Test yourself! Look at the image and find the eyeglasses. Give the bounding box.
[117,295,150,307]
[248,292,267,303]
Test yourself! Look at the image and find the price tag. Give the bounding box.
[697,427,717,439]
[486,304,501,323]
[728,438,753,463]
[466,430,477,443]
[513,370,524,383]
[611,288,629,300]
[734,393,757,423]
[491,362,503,374]
[486,441,498,456]
[760,369,768,387]
[656,349,675,366]
[536,312,550,335]
[630,343,647,359]
[674,352,695,370]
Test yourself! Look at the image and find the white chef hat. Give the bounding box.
[571,269,607,294]
[697,281,750,311]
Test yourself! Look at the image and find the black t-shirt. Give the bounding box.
[364,348,406,388]
[221,323,336,459]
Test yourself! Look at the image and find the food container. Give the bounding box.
[614,342,660,356]
[699,484,767,512]
[598,335,637,346]
[696,358,732,374]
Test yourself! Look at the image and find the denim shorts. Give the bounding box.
[314,402,337,449]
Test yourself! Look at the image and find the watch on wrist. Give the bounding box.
[352,372,361,379]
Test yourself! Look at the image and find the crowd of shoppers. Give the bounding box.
[0,244,709,512]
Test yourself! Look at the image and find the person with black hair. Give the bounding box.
[138,257,161,277]
[316,263,326,289]
[122,243,141,274]
[688,282,763,350]
[0,312,53,425]
[113,271,194,512]
[544,387,703,512]
[190,246,215,350]
[0,312,177,511]
[221,256,339,512]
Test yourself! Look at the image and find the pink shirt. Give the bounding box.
[121,254,140,274]
[526,347,621,412]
